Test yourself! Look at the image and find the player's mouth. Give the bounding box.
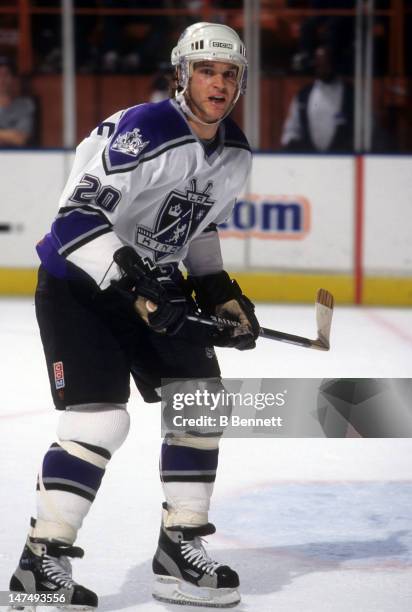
[208,95,227,110]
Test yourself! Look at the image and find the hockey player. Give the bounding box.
[9,22,259,609]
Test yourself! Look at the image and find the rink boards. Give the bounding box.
[0,151,411,305]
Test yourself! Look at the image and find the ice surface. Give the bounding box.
[1,298,411,611]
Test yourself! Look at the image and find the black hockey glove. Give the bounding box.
[190,272,260,350]
[113,246,188,335]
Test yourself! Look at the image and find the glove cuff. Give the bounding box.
[190,271,237,314]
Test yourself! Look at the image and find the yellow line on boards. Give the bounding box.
[0,269,37,295]
[0,269,411,305]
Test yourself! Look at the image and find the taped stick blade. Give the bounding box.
[315,288,334,349]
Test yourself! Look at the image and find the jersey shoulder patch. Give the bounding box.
[103,100,195,174]
[223,116,251,153]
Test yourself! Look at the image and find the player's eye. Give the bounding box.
[199,67,214,76]
[224,70,237,81]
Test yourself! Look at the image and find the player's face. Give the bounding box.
[187,61,239,125]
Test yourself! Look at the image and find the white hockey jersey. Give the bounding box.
[37,98,252,288]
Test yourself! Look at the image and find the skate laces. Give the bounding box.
[41,554,74,589]
[181,536,222,576]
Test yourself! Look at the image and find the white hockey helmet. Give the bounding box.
[171,22,248,99]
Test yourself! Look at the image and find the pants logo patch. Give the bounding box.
[53,361,65,389]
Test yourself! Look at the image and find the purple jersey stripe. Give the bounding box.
[36,232,68,278]
[106,100,191,170]
[52,209,110,252]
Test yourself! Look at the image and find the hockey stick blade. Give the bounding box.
[186,288,334,351]
[312,288,334,350]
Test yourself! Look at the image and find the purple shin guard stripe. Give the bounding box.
[42,445,105,493]
[160,443,219,473]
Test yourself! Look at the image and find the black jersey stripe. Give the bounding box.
[57,205,112,225]
[202,223,218,233]
[102,137,197,175]
[224,140,252,152]
[140,138,197,165]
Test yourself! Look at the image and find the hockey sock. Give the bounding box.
[33,404,130,543]
[160,437,220,527]
[35,441,108,542]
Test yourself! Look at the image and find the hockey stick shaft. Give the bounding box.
[186,315,322,350]
[259,326,314,348]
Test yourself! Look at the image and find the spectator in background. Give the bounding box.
[99,1,170,74]
[290,0,355,75]
[281,44,354,152]
[149,68,174,103]
[0,58,35,147]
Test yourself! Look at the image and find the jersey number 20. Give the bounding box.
[70,173,121,212]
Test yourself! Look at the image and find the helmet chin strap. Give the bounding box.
[175,92,220,127]
[175,89,240,128]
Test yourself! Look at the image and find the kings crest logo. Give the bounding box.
[111,127,149,157]
[136,179,214,261]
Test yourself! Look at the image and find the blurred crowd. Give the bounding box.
[0,57,35,147]
[0,0,411,150]
[0,0,394,76]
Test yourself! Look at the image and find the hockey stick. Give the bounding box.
[187,288,334,351]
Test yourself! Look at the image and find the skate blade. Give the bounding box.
[152,575,240,608]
